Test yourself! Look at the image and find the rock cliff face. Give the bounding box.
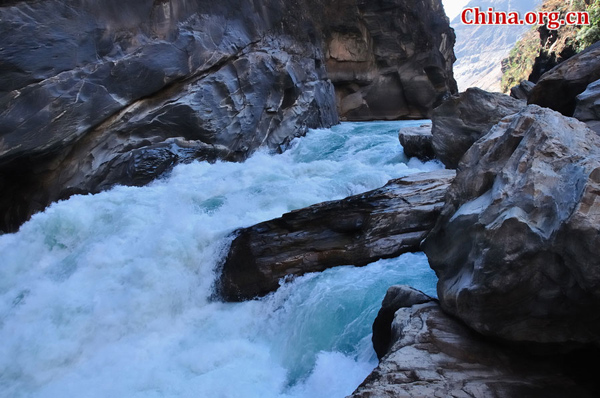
[0,0,456,233]
[452,0,541,92]
[423,105,600,346]
[0,0,340,233]
[322,0,457,120]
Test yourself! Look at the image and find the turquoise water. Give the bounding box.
[0,121,440,398]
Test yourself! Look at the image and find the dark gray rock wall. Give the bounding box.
[0,0,338,232]
[528,42,600,116]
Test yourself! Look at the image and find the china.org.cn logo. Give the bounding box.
[461,7,590,30]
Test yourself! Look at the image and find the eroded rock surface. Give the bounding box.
[0,0,338,232]
[351,285,599,398]
[529,42,600,116]
[423,105,600,346]
[219,169,455,301]
[398,124,434,161]
[0,0,458,233]
[323,0,457,120]
[431,88,525,168]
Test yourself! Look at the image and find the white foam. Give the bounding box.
[0,121,440,397]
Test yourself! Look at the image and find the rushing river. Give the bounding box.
[1,121,441,398]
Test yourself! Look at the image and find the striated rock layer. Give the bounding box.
[351,285,599,398]
[219,169,455,301]
[423,105,600,346]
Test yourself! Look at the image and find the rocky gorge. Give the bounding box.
[217,35,600,396]
[3,0,600,397]
[0,0,456,233]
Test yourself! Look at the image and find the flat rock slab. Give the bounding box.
[351,285,599,398]
[218,169,455,301]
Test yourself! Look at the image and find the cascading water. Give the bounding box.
[0,121,441,398]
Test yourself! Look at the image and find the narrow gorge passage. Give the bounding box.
[1,121,440,398]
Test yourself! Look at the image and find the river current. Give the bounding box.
[1,121,441,398]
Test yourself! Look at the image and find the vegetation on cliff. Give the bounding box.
[501,0,600,93]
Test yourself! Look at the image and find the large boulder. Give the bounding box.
[423,105,600,346]
[351,285,599,398]
[529,42,600,116]
[510,80,535,101]
[431,88,525,168]
[574,78,600,134]
[219,169,455,301]
[398,124,434,160]
[323,0,457,120]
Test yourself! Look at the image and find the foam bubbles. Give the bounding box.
[0,121,440,397]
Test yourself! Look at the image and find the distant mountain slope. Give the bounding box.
[501,0,600,92]
[452,0,542,92]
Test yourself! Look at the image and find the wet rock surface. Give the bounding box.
[431,88,525,168]
[351,285,599,398]
[398,124,434,161]
[423,105,600,346]
[219,169,455,301]
[528,42,600,116]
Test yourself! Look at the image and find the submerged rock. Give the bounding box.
[219,169,455,301]
[528,42,600,116]
[423,105,600,346]
[398,124,434,161]
[431,88,525,168]
[351,285,599,398]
